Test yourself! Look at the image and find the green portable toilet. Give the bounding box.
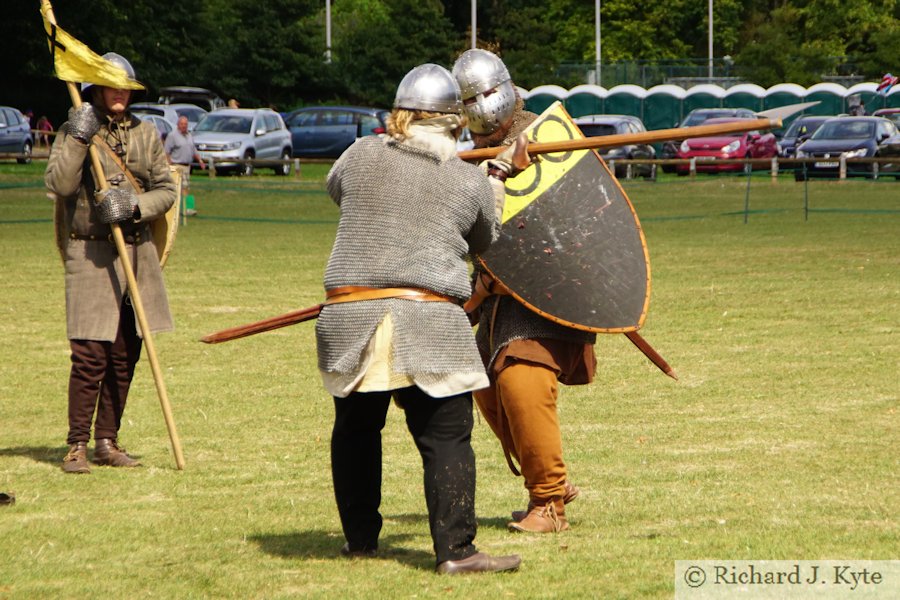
[523,85,568,116]
[683,84,725,114]
[804,83,845,116]
[763,83,806,113]
[885,86,900,109]
[604,84,646,120]
[644,84,685,130]
[723,83,765,113]
[564,84,606,118]
[846,82,883,114]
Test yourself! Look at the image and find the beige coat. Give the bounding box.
[45,112,176,342]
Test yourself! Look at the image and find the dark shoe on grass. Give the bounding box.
[436,552,521,575]
[94,438,141,467]
[340,542,377,558]
[62,442,91,474]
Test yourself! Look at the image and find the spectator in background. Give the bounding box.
[164,115,205,216]
[24,109,34,130]
[227,98,240,108]
[36,115,53,149]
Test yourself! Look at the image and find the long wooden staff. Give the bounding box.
[458,117,781,162]
[201,304,323,344]
[625,331,677,380]
[202,305,677,380]
[43,2,184,469]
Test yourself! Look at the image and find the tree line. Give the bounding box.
[4,0,897,129]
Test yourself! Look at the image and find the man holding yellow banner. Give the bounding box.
[45,49,177,474]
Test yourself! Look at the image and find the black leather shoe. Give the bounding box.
[436,552,521,575]
[340,542,377,558]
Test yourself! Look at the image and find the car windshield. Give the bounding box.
[175,108,205,122]
[579,124,618,137]
[784,119,823,138]
[811,121,874,140]
[681,111,739,127]
[195,115,253,134]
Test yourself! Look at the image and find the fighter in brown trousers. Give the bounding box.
[453,49,595,533]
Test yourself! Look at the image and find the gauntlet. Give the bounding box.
[68,104,102,143]
[95,188,138,224]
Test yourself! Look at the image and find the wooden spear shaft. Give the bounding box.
[44,1,185,469]
[457,117,782,162]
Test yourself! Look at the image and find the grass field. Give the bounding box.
[0,162,897,599]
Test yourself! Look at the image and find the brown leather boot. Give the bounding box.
[508,498,568,533]
[511,481,579,522]
[94,438,141,467]
[62,442,91,474]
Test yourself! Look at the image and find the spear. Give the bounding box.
[458,117,782,162]
[41,0,184,469]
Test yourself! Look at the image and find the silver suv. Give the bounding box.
[193,108,293,176]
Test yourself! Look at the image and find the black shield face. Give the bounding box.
[478,102,650,333]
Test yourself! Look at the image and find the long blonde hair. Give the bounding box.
[386,108,467,141]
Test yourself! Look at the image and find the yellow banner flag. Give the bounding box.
[40,1,144,91]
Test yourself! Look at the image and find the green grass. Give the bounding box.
[0,162,897,599]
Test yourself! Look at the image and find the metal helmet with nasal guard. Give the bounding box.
[452,49,517,135]
[81,52,142,97]
[393,64,462,114]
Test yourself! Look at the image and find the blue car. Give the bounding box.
[794,117,899,180]
[778,115,830,158]
[0,106,34,163]
[284,106,388,158]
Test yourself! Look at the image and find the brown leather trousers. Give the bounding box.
[66,300,142,444]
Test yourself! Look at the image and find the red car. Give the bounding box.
[676,117,778,173]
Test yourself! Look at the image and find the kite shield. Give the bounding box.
[478,101,650,333]
[152,166,182,268]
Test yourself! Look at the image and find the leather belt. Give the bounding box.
[69,227,147,245]
[325,286,459,305]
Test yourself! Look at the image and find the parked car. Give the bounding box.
[872,108,900,128]
[130,103,178,129]
[574,114,656,178]
[779,116,831,157]
[192,108,293,175]
[131,103,207,131]
[794,116,899,180]
[139,113,173,141]
[157,86,226,112]
[0,106,33,163]
[661,108,757,172]
[675,117,777,174]
[283,106,388,158]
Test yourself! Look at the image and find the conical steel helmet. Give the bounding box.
[81,52,141,95]
[393,63,462,114]
[452,49,517,134]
